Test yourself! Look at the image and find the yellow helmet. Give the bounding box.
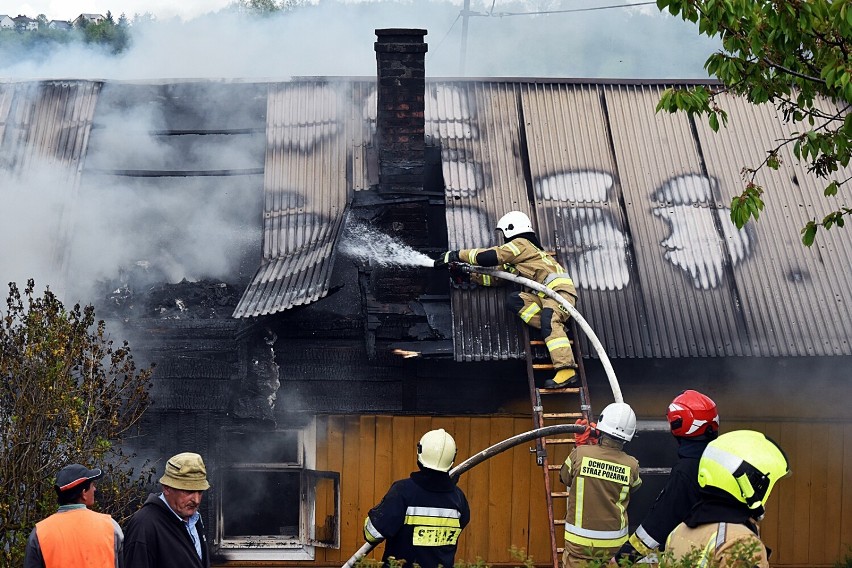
[698,430,790,509]
[417,429,457,472]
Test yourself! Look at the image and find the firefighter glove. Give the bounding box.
[449,263,470,286]
[433,250,460,269]
[574,418,599,446]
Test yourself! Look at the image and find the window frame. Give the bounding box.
[214,419,340,561]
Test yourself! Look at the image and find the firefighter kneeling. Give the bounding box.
[560,403,642,568]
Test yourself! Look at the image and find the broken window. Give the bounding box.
[215,422,340,561]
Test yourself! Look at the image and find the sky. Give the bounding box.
[7,0,233,20]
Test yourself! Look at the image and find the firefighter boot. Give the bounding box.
[542,368,578,389]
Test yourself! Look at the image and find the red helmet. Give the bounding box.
[667,390,719,438]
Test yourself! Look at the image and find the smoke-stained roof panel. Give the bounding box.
[436,79,852,361]
[694,93,852,356]
[430,81,529,362]
[234,81,357,318]
[521,82,652,360]
[0,80,101,177]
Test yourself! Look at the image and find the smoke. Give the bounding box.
[0,0,718,307]
[1,1,718,80]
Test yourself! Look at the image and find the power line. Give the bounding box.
[472,1,657,17]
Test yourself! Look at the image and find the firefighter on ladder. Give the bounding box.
[666,430,790,568]
[560,403,642,568]
[363,429,470,568]
[610,389,720,564]
[434,210,579,389]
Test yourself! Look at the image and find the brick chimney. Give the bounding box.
[374,28,427,195]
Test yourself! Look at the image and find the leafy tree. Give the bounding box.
[233,0,283,15]
[655,0,852,245]
[0,280,154,566]
[36,14,48,30]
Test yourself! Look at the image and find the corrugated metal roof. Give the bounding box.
[1,80,102,276]
[439,80,852,360]
[428,82,529,361]
[0,80,101,176]
[233,80,366,318]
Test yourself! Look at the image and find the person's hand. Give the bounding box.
[433,251,459,269]
[574,418,598,446]
[449,263,470,287]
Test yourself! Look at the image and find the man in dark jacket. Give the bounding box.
[123,452,211,568]
[610,389,720,564]
[364,429,470,568]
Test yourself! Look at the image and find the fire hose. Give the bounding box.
[341,424,585,568]
[456,263,623,404]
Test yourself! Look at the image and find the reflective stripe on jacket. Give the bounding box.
[459,238,576,296]
[365,469,470,568]
[560,439,641,549]
[666,521,769,568]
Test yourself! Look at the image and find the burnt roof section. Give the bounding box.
[233,80,369,318]
[5,78,852,359]
[432,80,852,360]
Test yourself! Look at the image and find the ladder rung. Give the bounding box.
[554,519,566,525]
[544,438,576,444]
[530,340,545,346]
[547,464,562,470]
[544,412,583,419]
[539,387,580,394]
[532,363,554,370]
[557,548,564,554]
[551,491,570,497]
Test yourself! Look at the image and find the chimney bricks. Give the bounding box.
[374,28,427,195]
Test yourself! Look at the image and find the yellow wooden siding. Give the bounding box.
[725,420,852,567]
[311,415,552,566]
[230,415,851,567]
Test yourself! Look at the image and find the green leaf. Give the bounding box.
[709,112,720,132]
[801,222,817,246]
[825,181,839,196]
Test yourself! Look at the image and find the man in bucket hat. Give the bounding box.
[123,452,211,568]
[24,463,124,568]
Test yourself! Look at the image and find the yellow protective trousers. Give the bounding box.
[512,289,577,369]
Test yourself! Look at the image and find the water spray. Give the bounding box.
[339,218,433,268]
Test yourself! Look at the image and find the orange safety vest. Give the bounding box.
[36,508,115,568]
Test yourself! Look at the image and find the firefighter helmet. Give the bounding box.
[418,429,457,472]
[667,390,719,438]
[698,430,790,510]
[496,211,534,239]
[596,402,636,442]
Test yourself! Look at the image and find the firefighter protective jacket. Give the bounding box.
[666,495,768,568]
[457,236,577,297]
[614,437,709,562]
[666,521,768,567]
[24,505,122,568]
[560,437,641,555]
[364,468,470,568]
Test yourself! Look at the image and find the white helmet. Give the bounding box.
[417,429,457,472]
[596,402,637,442]
[496,211,534,239]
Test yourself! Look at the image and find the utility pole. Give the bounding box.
[459,0,470,77]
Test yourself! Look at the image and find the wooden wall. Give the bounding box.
[222,414,852,567]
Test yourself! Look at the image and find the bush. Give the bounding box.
[0,279,154,566]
